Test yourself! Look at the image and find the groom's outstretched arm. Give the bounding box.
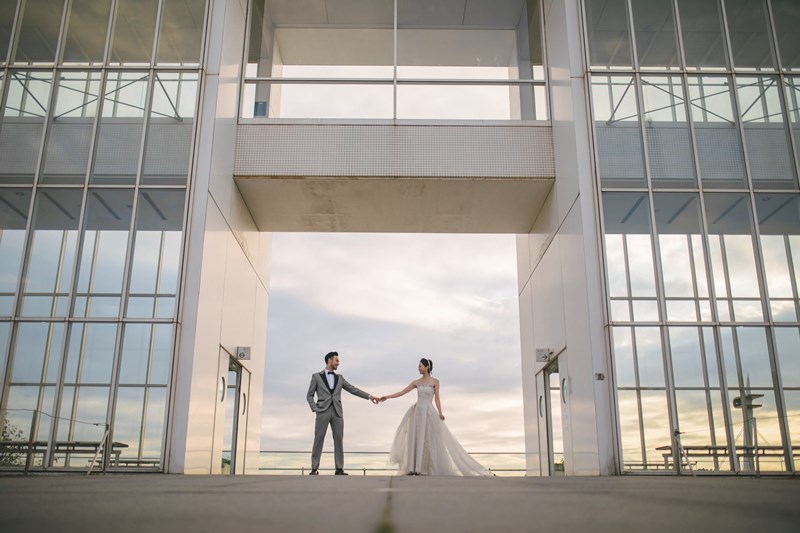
[306,376,318,412]
[340,376,371,400]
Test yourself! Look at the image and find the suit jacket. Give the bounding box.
[306,370,370,417]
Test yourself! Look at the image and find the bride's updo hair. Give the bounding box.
[420,357,433,374]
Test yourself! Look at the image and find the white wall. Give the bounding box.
[516,0,616,476]
[168,0,272,474]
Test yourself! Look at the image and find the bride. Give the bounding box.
[379,358,492,476]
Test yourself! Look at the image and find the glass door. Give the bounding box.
[217,352,250,475]
[545,360,565,476]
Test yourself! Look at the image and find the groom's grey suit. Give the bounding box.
[306,370,371,471]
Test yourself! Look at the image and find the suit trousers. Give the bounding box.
[311,406,344,470]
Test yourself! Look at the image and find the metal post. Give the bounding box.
[87,425,110,476]
[752,417,760,477]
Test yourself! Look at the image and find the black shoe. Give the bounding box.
[308,469,318,475]
[335,469,349,475]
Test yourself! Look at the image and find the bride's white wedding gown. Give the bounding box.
[388,384,492,476]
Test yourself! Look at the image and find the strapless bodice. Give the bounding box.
[416,384,435,405]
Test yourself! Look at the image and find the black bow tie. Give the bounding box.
[327,372,335,376]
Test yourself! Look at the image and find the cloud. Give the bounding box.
[262,233,523,455]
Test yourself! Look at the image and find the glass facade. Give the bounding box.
[587,0,800,473]
[241,0,547,121]
[0,0,206,471]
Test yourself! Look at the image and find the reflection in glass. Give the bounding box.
[784,392,800,467]
[771,0,800,70]
[91,72,149,184]
[704,193,762,322]
[724,0,776,70]
[20,189,82,317]
[774,327,800,387]
[141,73,198,184]
[0,71,53,184]
[592,76,646,187]
[613,327,636,387]
[127,189,184,319]
[0,322,9,377]
[756,194,800,322]
[677,0,728,69]
[784,77,800,165]
[13,0,66,64]
[9,322,65,383]
[640,390,671,463]
[52,386,110,467]
[547,367,564,474]
[142,387,166,464]
[687,76,747,188]
[397,84,533,120]
[109,0,159,66]
[156,0,206,66]
[674,390,717,470]
[41,71,102,184]
[0,188,31,315]
[727,388,786,471]
[62,0,112,65]
[119,323,174,385]
[617,390,642,468]
[64,323,117,384]
[113,387,144,459]
[630,0,679,69]
[0,1,17,63]
[669,328,706,388]
[584,0,632,68]
[641,77,696,187]
[74,190,133,318]
[737,76,797,189]
[636,327,665,387]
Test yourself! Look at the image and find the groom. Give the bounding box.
[306,351,379,475]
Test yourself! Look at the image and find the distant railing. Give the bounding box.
[258,450,527,476]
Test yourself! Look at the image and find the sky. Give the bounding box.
[260,232,524,454]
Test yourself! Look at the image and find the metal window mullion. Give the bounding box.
[625,0,640,71]
[671,0,688,70]
[695,325,721,470]
[151,0,167,67]
[393,0,397,121]
[237,0,253,120]
[7,0,26,65]
[783,235,800,322]
[81,71,105,187]
[152,230,167,317]
[26,69,59,191]
[777,74,800,184]
[54,0,72,67]
[622,234,635,324]
[103,317,126,471]
[138,324,160,463]
[134,72,156,187]
[763,0,782,72]
[764,325,795,472]
[681,73,705,188]
[49,228,71,316]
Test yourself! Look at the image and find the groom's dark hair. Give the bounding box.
[325,351,338,363]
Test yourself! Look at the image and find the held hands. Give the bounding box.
[369,395,384,405]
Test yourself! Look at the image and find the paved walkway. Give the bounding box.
[1,474,799,532]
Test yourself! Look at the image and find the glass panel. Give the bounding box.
[0,1,17,64]
[641,76,696,187]
[156,0,206,66]
[771,0,800,70]
[20,189,82,317]
[13,0,66,64]
[0,321,9,379]
[676,0,728,70]
[591,76,646,187]
[141,72,198,185]
[785,391,800,466]
[785,77,800,168]
[62,0,113,65]
[687,76,747,188]
[52,385,110,467]
[756,193,800,321]
[737,76,797,189]
[112,387,144,461]
[669,327,706,387]
[127,189,184,319]
[704,193,763,322]
[630,0,679,69]
[613,327,636,387]
[603,193,656,301]
[91,72,148,184]
[396,83,536,120]
[635,327,665,387]
[654,193,709,303]
[64,323,117,385]
[724,0,776,70]
[674,390,716,470]
[9,322,65,383]
[0,188,31,315]
[242,81,393,119]
[40,71,102,184]
[617,390,642,469]
[142,387,165,465]
[74,190,133,318]
[584,0,633,69]
[3,385,38,443]
[119,324,172,386]
[640,390,670,465]
[0,71,53,184]
[727,388,786,471]
[774,327,800,387]
[109,0,159,66]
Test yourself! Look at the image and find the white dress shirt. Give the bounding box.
[325,370,335,389]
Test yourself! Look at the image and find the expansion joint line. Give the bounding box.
[375,477,395,533]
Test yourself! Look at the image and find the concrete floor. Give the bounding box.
[0,474,798,533]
